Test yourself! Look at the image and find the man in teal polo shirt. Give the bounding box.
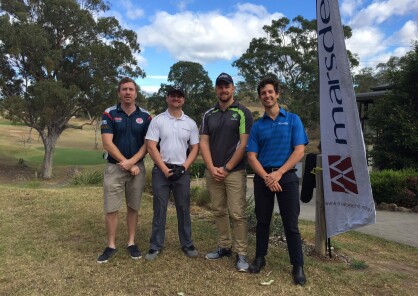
[246,76,308,285]
[200,72,253,272]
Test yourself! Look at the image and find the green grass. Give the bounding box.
[17,147,105,165]
[0,184,417,296]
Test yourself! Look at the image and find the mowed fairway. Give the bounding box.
[0,118,106,182]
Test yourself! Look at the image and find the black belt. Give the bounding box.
[263,167,297,174]
[164,163,182,169]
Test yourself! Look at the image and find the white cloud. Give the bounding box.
[135,53,147,68]
[137,4,283,64]
[147,75,168,80]
[345,26,387,69]
[120,0,144,20]
[341,0,364,17]
[343,0,418,70]
[388,20,418,47]
[177,0,193,12]
[140,85,161,94]
[350,0,418,27]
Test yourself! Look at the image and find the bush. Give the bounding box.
[189,162,206,178]
[246,195,284,238]
[190,185,211,208]
[71,169,103,185]
[370,169,418,207]
[144,157,154,194]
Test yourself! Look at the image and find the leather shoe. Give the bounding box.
[249,256,266,273]
[292,266,306,285]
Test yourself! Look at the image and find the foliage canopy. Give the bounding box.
[0,0,144,178]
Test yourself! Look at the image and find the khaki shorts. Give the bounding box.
[103,162,146,213]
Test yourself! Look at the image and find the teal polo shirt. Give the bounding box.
[246,107,308,168]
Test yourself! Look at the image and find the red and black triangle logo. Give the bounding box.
[328,155,358,194]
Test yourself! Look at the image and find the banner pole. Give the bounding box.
[315,154,327,256]
[328,238,332,258]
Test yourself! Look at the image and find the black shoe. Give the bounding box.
[249,256,266,273]
[97,247,117,263]
[127,244,142,260]
[292,266,306,285]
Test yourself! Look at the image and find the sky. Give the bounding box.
[104,0,418,94]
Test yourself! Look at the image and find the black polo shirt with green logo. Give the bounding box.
[200,100,253,171]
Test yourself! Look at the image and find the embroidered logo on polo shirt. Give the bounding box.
[136,118,144,124]
[328,155,358,195]
[231,113,239,120]
[278,122,289,125]
[114,117,122,122]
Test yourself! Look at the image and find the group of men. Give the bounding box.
[97,73,309,286]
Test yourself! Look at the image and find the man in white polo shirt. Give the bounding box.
[144,86,200,260]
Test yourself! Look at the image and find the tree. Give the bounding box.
[371,44,418,170]
[353,67,379,93]
[232,16,358,129]
[0,0,144,179]
[368,42,418,170]
[147,61,215,124]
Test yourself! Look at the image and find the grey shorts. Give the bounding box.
[103,161,146,213]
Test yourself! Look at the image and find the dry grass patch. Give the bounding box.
[0,185,417,295]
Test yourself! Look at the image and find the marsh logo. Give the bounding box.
[328,155,358,194]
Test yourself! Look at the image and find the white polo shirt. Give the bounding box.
[145,109,199,165]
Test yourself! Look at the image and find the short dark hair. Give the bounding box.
[118,77,139,92]
[257,77,279,95]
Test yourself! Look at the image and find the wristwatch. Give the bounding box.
[223,164,232,172]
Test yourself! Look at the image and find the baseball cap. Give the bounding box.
[167,86,185,97]
[215,72,234,85]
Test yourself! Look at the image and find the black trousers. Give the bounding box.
[253,172,304,267]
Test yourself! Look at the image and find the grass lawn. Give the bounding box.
[0,118,417,295]
[0,184,417,296]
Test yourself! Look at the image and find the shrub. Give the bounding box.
[190,185,211,208]
[71,169,103,185]
[246,195,284,238]
[189,162,206,178]
[370,169,418,207]
[144,157,154,194]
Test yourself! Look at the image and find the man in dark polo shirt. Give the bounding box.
[200,72,253,272]
[97,77,152,263]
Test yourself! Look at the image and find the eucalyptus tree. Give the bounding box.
[147,61,215,124]
[0,0,144,179]
[233,16,358,129]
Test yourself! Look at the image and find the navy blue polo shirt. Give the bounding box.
[101,103,152,164]
[246,107,308,168]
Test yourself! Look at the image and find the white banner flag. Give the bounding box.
[316,0,376,238]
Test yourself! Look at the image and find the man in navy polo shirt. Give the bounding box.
[200,72,253,272]
[246,76,309,285]
[97,77,152,263]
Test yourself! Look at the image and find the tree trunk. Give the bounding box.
[39,130,60,180]
[93,118,100,150]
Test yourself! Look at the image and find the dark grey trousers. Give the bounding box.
[149,166,193,250]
